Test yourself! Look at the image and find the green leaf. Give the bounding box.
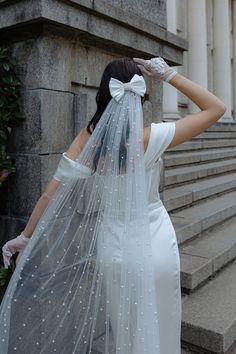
[3,63,10,71]
[0,46,24,181]
[0,265,12,287]
[0,130,7,141]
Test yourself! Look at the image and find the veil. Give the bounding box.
[0,74,161,354]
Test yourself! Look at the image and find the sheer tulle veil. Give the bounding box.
[0,72,161,353]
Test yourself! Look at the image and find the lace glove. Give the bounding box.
[2,232,30,269]
[133,57,178,82]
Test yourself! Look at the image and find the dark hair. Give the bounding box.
[87,58,144,173]
[86,58,144,134]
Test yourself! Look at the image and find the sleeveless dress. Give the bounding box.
[144,121,181,354]
[97,121,181,354]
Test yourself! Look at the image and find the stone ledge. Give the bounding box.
[168,139,236,152]
[64,0,188,51]
[0,0,187,65]
[163,172,236,211]
[165,148,236,167]
[170,190,236,244]
[165,158,236,186]
[180,215,236,291]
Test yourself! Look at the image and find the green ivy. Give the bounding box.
[0,46,25,187]
[0,265,12,287]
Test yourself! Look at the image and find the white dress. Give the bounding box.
[144,121,181,354]
[98,121,182,354]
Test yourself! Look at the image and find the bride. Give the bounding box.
[1,57,226,354]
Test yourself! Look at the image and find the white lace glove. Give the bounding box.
[133,57,178,82]
[2,233,30,269]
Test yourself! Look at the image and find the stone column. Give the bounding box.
[213,0,233,121]
[187,0,208,114]
[232,0,236,121]
[163,0,180,120]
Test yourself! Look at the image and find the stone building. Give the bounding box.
[1,1,236,354]
[0,0,187,240]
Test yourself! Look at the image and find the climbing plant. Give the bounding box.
[0,265,12,288]
[0,46,25,187]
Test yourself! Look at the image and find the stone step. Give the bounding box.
[192,132,236,139]
[165,148,236,168]
[181,258,236,354]
[206,122,236,132]
[91,238,236,354]
[163,172,236,211]
[167,139,236,151]
[179,215,236,292]
[164,119,236,131]
[170,190,236,244]
[165,158,236,187]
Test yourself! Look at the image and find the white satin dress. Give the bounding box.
[144,121,181,354]
[98,121,182,354]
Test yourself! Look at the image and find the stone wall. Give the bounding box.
[0,0,187,244]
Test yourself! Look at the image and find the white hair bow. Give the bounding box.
[109,74,146,102]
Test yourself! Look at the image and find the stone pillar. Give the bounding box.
[213,0,233,121]
[232,0,236,121]
[163,0,180,120]
[206,0,214,93]
[187,0,208,113]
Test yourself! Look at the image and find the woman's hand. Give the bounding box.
[133,57,177,82]
[2,233,30,269]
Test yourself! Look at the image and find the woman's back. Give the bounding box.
[144,121,176,205]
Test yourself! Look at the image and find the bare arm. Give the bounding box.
[133,57,227,149]
[22,128,89,239]
[167,73,227,148]
[21,179,61,238]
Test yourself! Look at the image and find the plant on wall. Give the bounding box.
[0,266,12,288]
[0,46,25,187]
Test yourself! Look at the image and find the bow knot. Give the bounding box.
[109,74,146,102]
[123,82,132,91]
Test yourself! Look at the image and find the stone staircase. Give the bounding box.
[163,121,236,354]
[92,121,236,354]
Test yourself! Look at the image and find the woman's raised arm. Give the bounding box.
[167,73,226,148]
[133,57,227,149]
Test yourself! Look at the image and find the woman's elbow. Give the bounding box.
[213,103,227,121]
[218,103,227,117]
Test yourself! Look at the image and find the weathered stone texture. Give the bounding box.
[8,89,74,154]
[106,0,166,26]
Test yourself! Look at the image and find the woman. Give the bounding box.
[1,57,226,354]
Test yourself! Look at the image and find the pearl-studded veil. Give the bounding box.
[0,74,161,354]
